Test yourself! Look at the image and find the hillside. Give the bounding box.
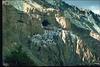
[2,0,100,66]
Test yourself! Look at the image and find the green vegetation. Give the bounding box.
[5,45,36,66]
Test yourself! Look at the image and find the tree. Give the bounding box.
[5,45,36,66]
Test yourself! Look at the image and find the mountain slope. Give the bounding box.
[3,0,100,66]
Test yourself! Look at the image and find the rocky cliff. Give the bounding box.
[2,0,100,66]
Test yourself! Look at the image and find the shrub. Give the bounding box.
[4,45,36,66]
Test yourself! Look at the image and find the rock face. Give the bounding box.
[2,0,100,66]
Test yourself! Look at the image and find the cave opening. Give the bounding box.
[42,19,50,27]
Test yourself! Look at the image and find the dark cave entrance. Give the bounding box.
[42,19,50,27]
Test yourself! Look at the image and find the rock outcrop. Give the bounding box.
[2,0,100,66]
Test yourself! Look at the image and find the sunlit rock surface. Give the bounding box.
[2,0,100,66]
